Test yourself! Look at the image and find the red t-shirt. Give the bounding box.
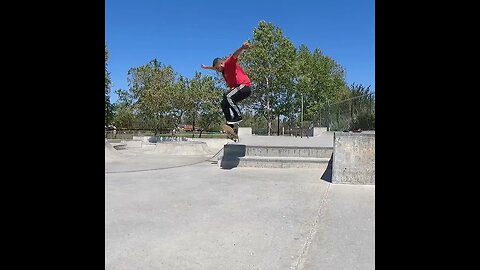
[222,55,251,88]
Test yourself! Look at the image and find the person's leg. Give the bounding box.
[226,86,252,122]
[221,94,233,123]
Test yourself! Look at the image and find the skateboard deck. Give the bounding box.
[223,124,239,142]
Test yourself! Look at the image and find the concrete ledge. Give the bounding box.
[132,136,151,143]
[238,156,330,168]
[314,127,328,134]
[238,127,252,137]
[332,132,375,184]
[218,144,246,169]
[219,144,334,169]
[132,136,187,143]
[245,145,333,158]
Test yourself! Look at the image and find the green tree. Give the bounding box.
[294,45,348,129]
[183,72,223,137]
[348,83,375,130]
[171,75,191,130]
[241,20,297,135]
[126,59,177,134]
[182,74,200,136]
[195,74,223,137]
[113,89,137,129]
[105,43,113,126]
[109,21,355,135]
[241,111,269,135]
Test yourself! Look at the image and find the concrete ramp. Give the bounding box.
[188,138,231,154]
[121,140,143,148]
[105,140,126,162]
[147,141,212,155]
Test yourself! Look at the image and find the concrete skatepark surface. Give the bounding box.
[105,134,375,269]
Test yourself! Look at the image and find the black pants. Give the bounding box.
[221,85,252,122]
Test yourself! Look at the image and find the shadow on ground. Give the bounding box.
[219,144,246,170]
[320,153,333,183]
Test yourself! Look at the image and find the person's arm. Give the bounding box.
[200,64,215,70]
[232,41,250,59]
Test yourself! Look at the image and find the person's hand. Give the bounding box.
[201,64,209,69]
[242,41,250,49]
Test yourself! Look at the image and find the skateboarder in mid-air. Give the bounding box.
[201,41,253,137]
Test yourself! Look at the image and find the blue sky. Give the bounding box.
[106,0,374,103]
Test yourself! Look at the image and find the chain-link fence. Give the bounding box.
[105,128,230,140]
[246,92,375,136]
[314,92,375,132]
[105,128,173,140]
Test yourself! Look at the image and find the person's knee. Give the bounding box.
[244,87,252,98]
[221,98,228,108]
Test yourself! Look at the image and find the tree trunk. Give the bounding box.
[266,76,271,136]
[267,98,271,136]
[350,100,353,128]
[105,102,109,126]
[277,114,280,136]
[192,114,196,138]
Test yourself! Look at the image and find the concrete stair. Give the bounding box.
[219,144,333,169]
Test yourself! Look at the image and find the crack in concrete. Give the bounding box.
[293,183,332,270]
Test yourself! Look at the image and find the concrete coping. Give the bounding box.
[240,145,333,149]
[334,132,375,137]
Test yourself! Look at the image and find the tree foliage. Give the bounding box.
[108,21,373,134]
[125,59,178,134]
[241,20,297,135]
[105,44,113,125]
[113,62,224,136]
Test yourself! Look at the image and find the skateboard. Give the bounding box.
[223,124,239,142]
